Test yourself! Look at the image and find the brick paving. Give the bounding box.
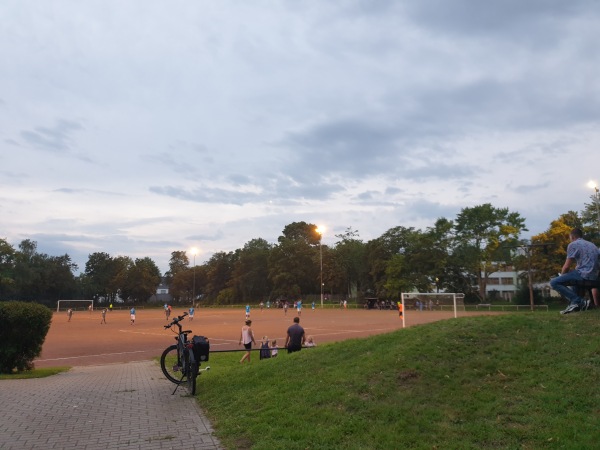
[0,361,222,449]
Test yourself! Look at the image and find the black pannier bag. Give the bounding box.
[192,335,210,362]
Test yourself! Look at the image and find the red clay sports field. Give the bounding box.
[35,306,496,368]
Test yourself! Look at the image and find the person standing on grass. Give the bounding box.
[550,227,599,315]
[239,319,256,363]
[285,316,305,353]
[100,308,107,324]
[130,307,136,325]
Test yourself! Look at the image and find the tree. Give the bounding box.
[581,194,600,244]
[204,251,237,303]
[523,212,582,284]
[84,252,118,301]
[231,238,272,303]
[453,204,527,301]
[365,226,420,298]
[119,257,161,302]
[0,238,16,298]
[269,222,320,299]
[165,251,189,286]
[330,228,367,299]
[11,240,78,303]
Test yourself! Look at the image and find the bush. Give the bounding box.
[0,301,52,373]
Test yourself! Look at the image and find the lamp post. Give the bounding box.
[316,226,325,308]
[588,180,600,234]
[190,247,199,307]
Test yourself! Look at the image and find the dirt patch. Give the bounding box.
[36,307,497,368]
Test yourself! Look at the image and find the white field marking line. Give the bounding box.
[118,330,175,336]
[36,350,151,362]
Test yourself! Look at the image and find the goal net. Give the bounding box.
[400,292,465,322]
[56,299,94,312]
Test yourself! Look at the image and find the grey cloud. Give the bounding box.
[20,119,83,152]
[150,185,261,205]
[150,174,345,205]
[404,0,596,41]
[53,187,124,196]
[511,182,551,194]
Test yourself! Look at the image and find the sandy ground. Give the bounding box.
[35,306,492,368]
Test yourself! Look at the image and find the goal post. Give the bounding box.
[400,292,465,327]
[56,299,94,312]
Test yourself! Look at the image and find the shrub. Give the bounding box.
[0,301,52,373]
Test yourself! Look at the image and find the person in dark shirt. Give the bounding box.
[285,316,305,353]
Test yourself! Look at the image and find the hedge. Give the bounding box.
[0,301,53,373]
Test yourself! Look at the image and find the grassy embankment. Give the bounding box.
[199,311,600,449]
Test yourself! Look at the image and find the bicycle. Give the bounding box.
[160,312,210,395]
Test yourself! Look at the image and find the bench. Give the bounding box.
[562,278,600,301]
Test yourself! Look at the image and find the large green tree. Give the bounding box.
[0,239,16,298]
[231,238,272,303]
[453,204,527,301]
[330,228,366,299]
[269,222,320,299]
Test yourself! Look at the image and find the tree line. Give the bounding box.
[1,200,598,306]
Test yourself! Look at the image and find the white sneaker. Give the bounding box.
[560,303,581,315]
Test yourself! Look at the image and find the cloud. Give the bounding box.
[20,119,83,153]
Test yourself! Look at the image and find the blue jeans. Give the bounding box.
[550,271,585,305]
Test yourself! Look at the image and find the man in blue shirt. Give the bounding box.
[550,228,599,314]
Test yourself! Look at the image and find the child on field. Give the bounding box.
[259,336,271,360]
[305,336,316,347]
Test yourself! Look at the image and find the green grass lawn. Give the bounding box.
[198,311,600,449]
[0,366,70,379]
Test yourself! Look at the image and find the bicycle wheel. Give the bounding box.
[160,344,184,384]
[184,351,198,395]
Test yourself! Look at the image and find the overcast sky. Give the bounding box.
[2,1,599,274]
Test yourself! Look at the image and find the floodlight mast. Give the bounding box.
[189,247,199,307]
[316,226,325,308]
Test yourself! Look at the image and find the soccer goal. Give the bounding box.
[400,292,465,327]
[56,299,94,312]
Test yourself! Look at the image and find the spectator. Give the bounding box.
[270,339,279,357]
[305,336,316,347]
[259,336,271,360]
[239,319,256,363]
[550,228,599,314]
[285,316,305,353]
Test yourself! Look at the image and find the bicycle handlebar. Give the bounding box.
[163,312,189,330]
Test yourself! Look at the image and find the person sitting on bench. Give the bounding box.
[550,228,599,314]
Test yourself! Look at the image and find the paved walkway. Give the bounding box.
[0,361,222,449]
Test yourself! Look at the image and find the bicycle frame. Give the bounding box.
[160,312,209,395]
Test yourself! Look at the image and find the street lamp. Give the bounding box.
[587,180,600,233]
[316,226,325,308]
[189,247,199,307]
